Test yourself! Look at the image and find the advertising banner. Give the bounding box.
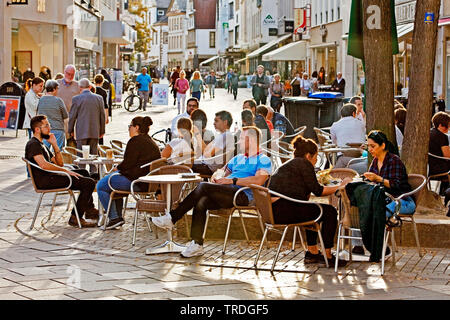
[152,84,169,106]
[0,96,21,131]
[111,70,123,103]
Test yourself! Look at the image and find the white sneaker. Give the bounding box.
[181,240,204,258]
[151,213,174,230]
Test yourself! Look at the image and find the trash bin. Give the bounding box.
[309,91,345,131]
[282,96,324,139]
[0,82,26,130]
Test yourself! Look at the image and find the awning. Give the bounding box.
[397,23,414,39]
[439,17,450,27]
[247,34,292,59]
[262,41,307,62]
[200,55,220,66]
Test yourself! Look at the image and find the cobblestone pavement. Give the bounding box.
[0,86,448,300]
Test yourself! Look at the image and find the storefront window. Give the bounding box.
[11,20,64,79]
[75,48,96,79]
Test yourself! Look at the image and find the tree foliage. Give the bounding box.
[129,0,151,59]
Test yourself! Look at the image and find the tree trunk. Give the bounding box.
[362,0,396,143]
[402,0,441,175]
[401,0,442,212]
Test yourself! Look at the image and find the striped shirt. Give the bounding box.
[37,95,68,131]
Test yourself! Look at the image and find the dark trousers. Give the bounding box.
[38,169,96,218]
[171,182,249,245]
[271,199,338,249]
[192,163,214,176]
[76,138,99,173]
[232,86,238,100]
[254,95,267,106]
[172,87,178,104]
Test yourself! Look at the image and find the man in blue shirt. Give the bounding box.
[152,126,272,258]
[136,67,152,111]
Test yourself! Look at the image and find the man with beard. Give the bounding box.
[25,115,98,227]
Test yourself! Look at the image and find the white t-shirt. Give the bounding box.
[199,131,236,171]
[330,116,366,147]
[168,138,192,164]
[171,112,189,138]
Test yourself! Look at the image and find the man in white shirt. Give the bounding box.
[192,110,236,176]
[330,103,366,168]
[170,97,199,139]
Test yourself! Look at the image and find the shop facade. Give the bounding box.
[1,0,75,85]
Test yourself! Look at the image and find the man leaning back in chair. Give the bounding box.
[152,126,272,258]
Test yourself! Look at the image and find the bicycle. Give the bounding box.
[123,84,142,112]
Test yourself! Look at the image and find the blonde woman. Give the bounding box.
[174,70,190,114]
[190,71,205,102]
[162,117,194,165]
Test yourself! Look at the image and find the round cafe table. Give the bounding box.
[137,174,202,255]
[74,156,122,226]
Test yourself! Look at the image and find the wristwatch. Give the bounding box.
[232,178,238,185]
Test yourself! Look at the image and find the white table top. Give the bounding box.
[138,174,202,184]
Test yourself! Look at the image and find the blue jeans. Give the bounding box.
[97,173,135,220]
[192,91,201,101]
[352,196,416,246]
[43,130,66,151]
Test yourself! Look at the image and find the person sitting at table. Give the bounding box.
[269,135,351,267]
[192,111,236,176]
[152,126,272,258]
[190,109,215,154]
[330,103,366,168]
[162,117,195,165]
[363,130,414,226]
[428,112,450,196]
[25,115,99,228]
[256,105,274,132]
[243,99,271,144]
[170,97,199,140]
[96,116,161,230]
[266,106,296,143]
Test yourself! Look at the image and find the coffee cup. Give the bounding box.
[106,149,114,159]
[82,145,90,159]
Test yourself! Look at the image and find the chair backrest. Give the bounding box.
[61,151,77,165]
[295,126,307,136]
[22,157,40,193]
[146,158,169,193]
[154,165,193,204]
[64,146,82,157]
[407,174,427,203]
[314,127,332,147]
[249,184,275,225]
[341,188,360,228]
[328,168,358,208]
[111,140,125,150]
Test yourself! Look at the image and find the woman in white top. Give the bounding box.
[300,73,311,97]
[23,77,44,138]
[162,117,195,166]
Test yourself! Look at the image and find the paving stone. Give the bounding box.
[0,293,30,300]
[66,289,132,300]
[18,287,83,299]
[101,272,148,280]
[115,280,211,294]
[17,279,68,290]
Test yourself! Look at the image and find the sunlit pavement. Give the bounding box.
[0,86,448,300]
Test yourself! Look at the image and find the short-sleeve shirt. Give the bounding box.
[136,74,152,92]
[57,79,80,112]
[25,137,54,183]
[37,96,68,131]
[168,138,193,164]
[429,127,450,176]
[226,153,272,202]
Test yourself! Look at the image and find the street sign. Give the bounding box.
[294,8,307,34]
[285,20,294,33]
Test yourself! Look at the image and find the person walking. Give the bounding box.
[169,67,180,106]
[57,65,80,148]
[190,71,205,102]
[205,70,217,99]
[37,80,69,151]
[300,73,311,97]
[136,67,152,111]
[175,70,190,115]
[230,70,239,100]
[250,65,270,105]
[270,74,285,113]
[68,79,106,172]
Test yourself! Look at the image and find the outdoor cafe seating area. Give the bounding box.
[20,126,428,276]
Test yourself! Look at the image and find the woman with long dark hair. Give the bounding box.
[268,136,352,267]
[97,116,161,229]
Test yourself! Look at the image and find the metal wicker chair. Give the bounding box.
[22,157,82,230]
[130,165,193,246]
[335,174,427,275]
[250,184,329,272]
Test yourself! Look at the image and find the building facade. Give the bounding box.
[167,0,187,69]
[1,0,76,84]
